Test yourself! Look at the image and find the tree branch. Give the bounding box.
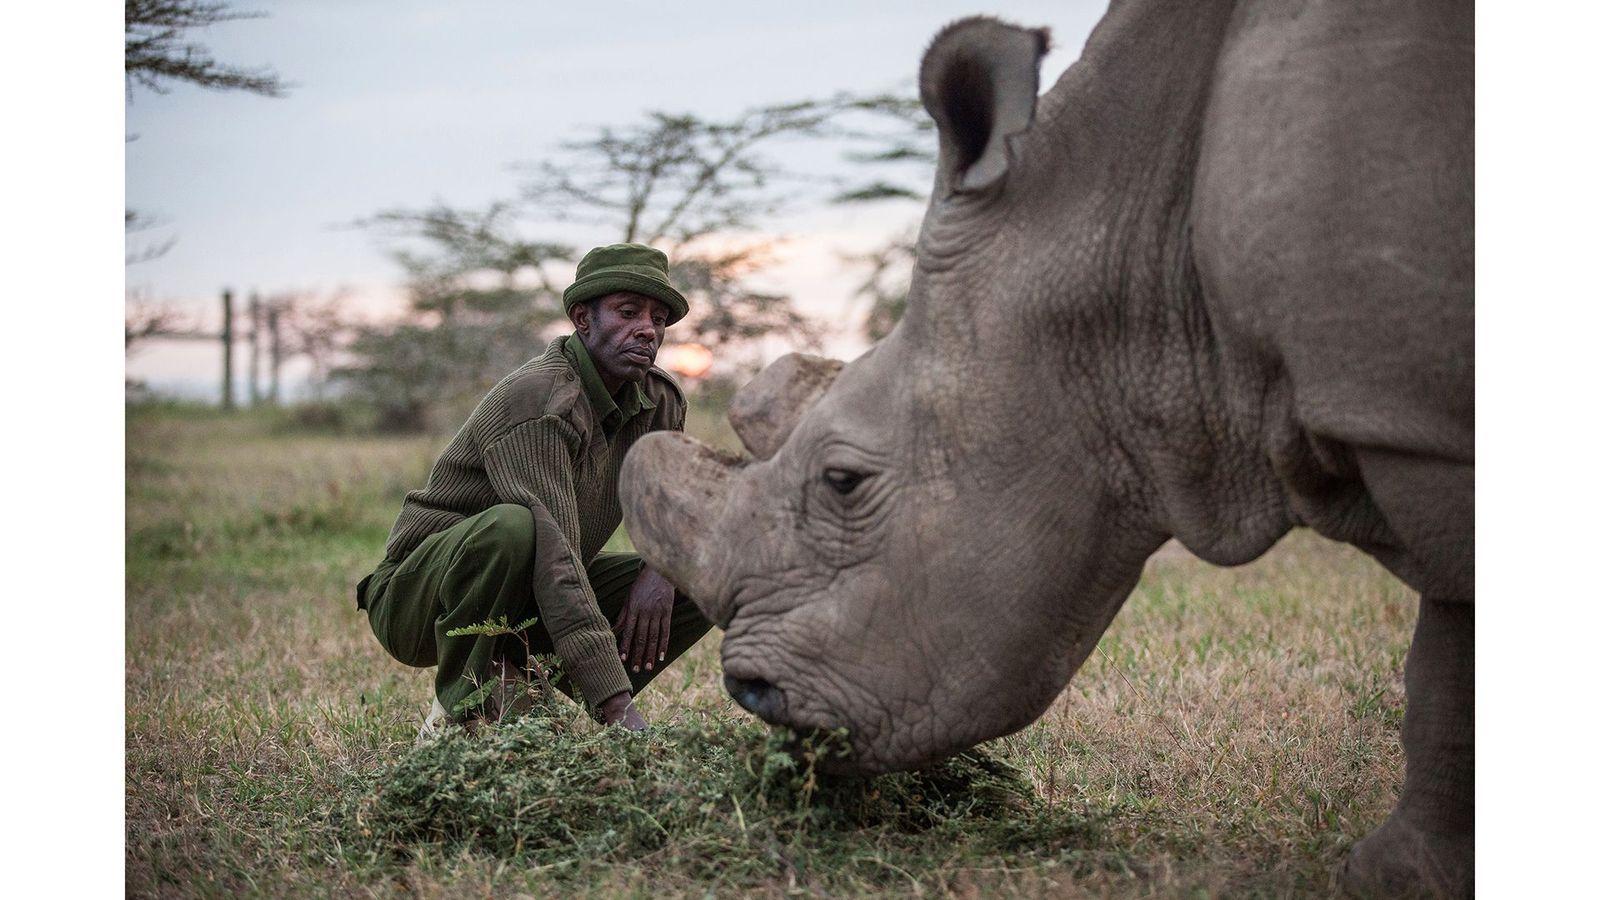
[125,0,287,98]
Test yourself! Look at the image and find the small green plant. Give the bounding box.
[443,615,566,721]
[447,680,498,719]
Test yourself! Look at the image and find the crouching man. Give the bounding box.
[355,243,712,732]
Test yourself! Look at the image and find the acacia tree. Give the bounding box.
[360,203,574,307]
[338,204,577,430]
[124,209,177,268]
[841,231,918,341]
[521,102,840,358]
[828,92,936,341]
[125,0,285,98]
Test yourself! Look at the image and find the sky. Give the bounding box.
[125,0,1111,397]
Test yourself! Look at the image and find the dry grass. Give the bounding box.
[126,403,1413,897]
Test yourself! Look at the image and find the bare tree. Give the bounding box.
[125,0,286,99]
[271,291,354,401]
[124,293,194,350]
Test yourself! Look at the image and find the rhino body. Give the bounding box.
[623,0,1472,893]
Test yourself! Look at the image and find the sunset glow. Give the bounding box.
[657,342,714,379]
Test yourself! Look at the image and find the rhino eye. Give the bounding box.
[822,467,867,496]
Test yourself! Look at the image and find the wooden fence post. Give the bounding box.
[221,289,234,410]
[268,302,282,405]
[248,292,262,406]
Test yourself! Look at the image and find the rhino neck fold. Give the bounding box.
[1027,252,1291,568]
[1024,0,1290,566]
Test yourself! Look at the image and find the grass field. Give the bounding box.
[126,402,1415,897]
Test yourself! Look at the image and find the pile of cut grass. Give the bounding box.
[337,706,1116,889]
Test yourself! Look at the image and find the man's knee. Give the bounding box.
[435,505,538,622]
[457,504,536,571]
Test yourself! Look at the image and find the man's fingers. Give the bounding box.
[641,612,661,671]
[618,608,638,666]
[644,613,663,671]
[625,620,640,670]
[655,615,671,668]
[626,609,648,672]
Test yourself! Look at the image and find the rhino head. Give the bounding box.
[621,16,1239,772]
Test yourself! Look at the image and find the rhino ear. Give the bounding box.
[728,353,844,460]
[919,17,1049,196]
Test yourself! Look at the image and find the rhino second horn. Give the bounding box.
[728,353,844,460]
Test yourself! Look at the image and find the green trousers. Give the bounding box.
[357,504,712,718]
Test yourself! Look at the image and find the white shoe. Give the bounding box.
[415,697,450,744]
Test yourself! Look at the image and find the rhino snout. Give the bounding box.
[724,673,788,724]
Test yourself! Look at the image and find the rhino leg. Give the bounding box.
[1343,597,1474,898]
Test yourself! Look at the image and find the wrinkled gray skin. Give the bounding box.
[622,1,1472,895]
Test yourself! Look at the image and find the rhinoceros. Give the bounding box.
[621,0,1472,894]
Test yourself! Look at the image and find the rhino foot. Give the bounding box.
[1340,814,1473,899]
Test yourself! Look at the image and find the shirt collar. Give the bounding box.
[565,334,654,436]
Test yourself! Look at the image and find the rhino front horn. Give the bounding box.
[620,431,740,623]
[728,353,844,460]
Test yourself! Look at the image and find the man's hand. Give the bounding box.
[598,690,647,731]
[616,564,676,673]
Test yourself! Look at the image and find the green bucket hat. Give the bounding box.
[562,243,690,326]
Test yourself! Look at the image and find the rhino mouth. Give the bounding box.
[725,671,868,771]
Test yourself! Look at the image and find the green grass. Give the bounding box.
[126,402,1413,897]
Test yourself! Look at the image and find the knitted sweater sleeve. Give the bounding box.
[480,415,632,716]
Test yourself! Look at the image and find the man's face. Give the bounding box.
[572,292,671,388]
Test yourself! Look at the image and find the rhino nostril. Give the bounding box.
[724,674,787,723]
